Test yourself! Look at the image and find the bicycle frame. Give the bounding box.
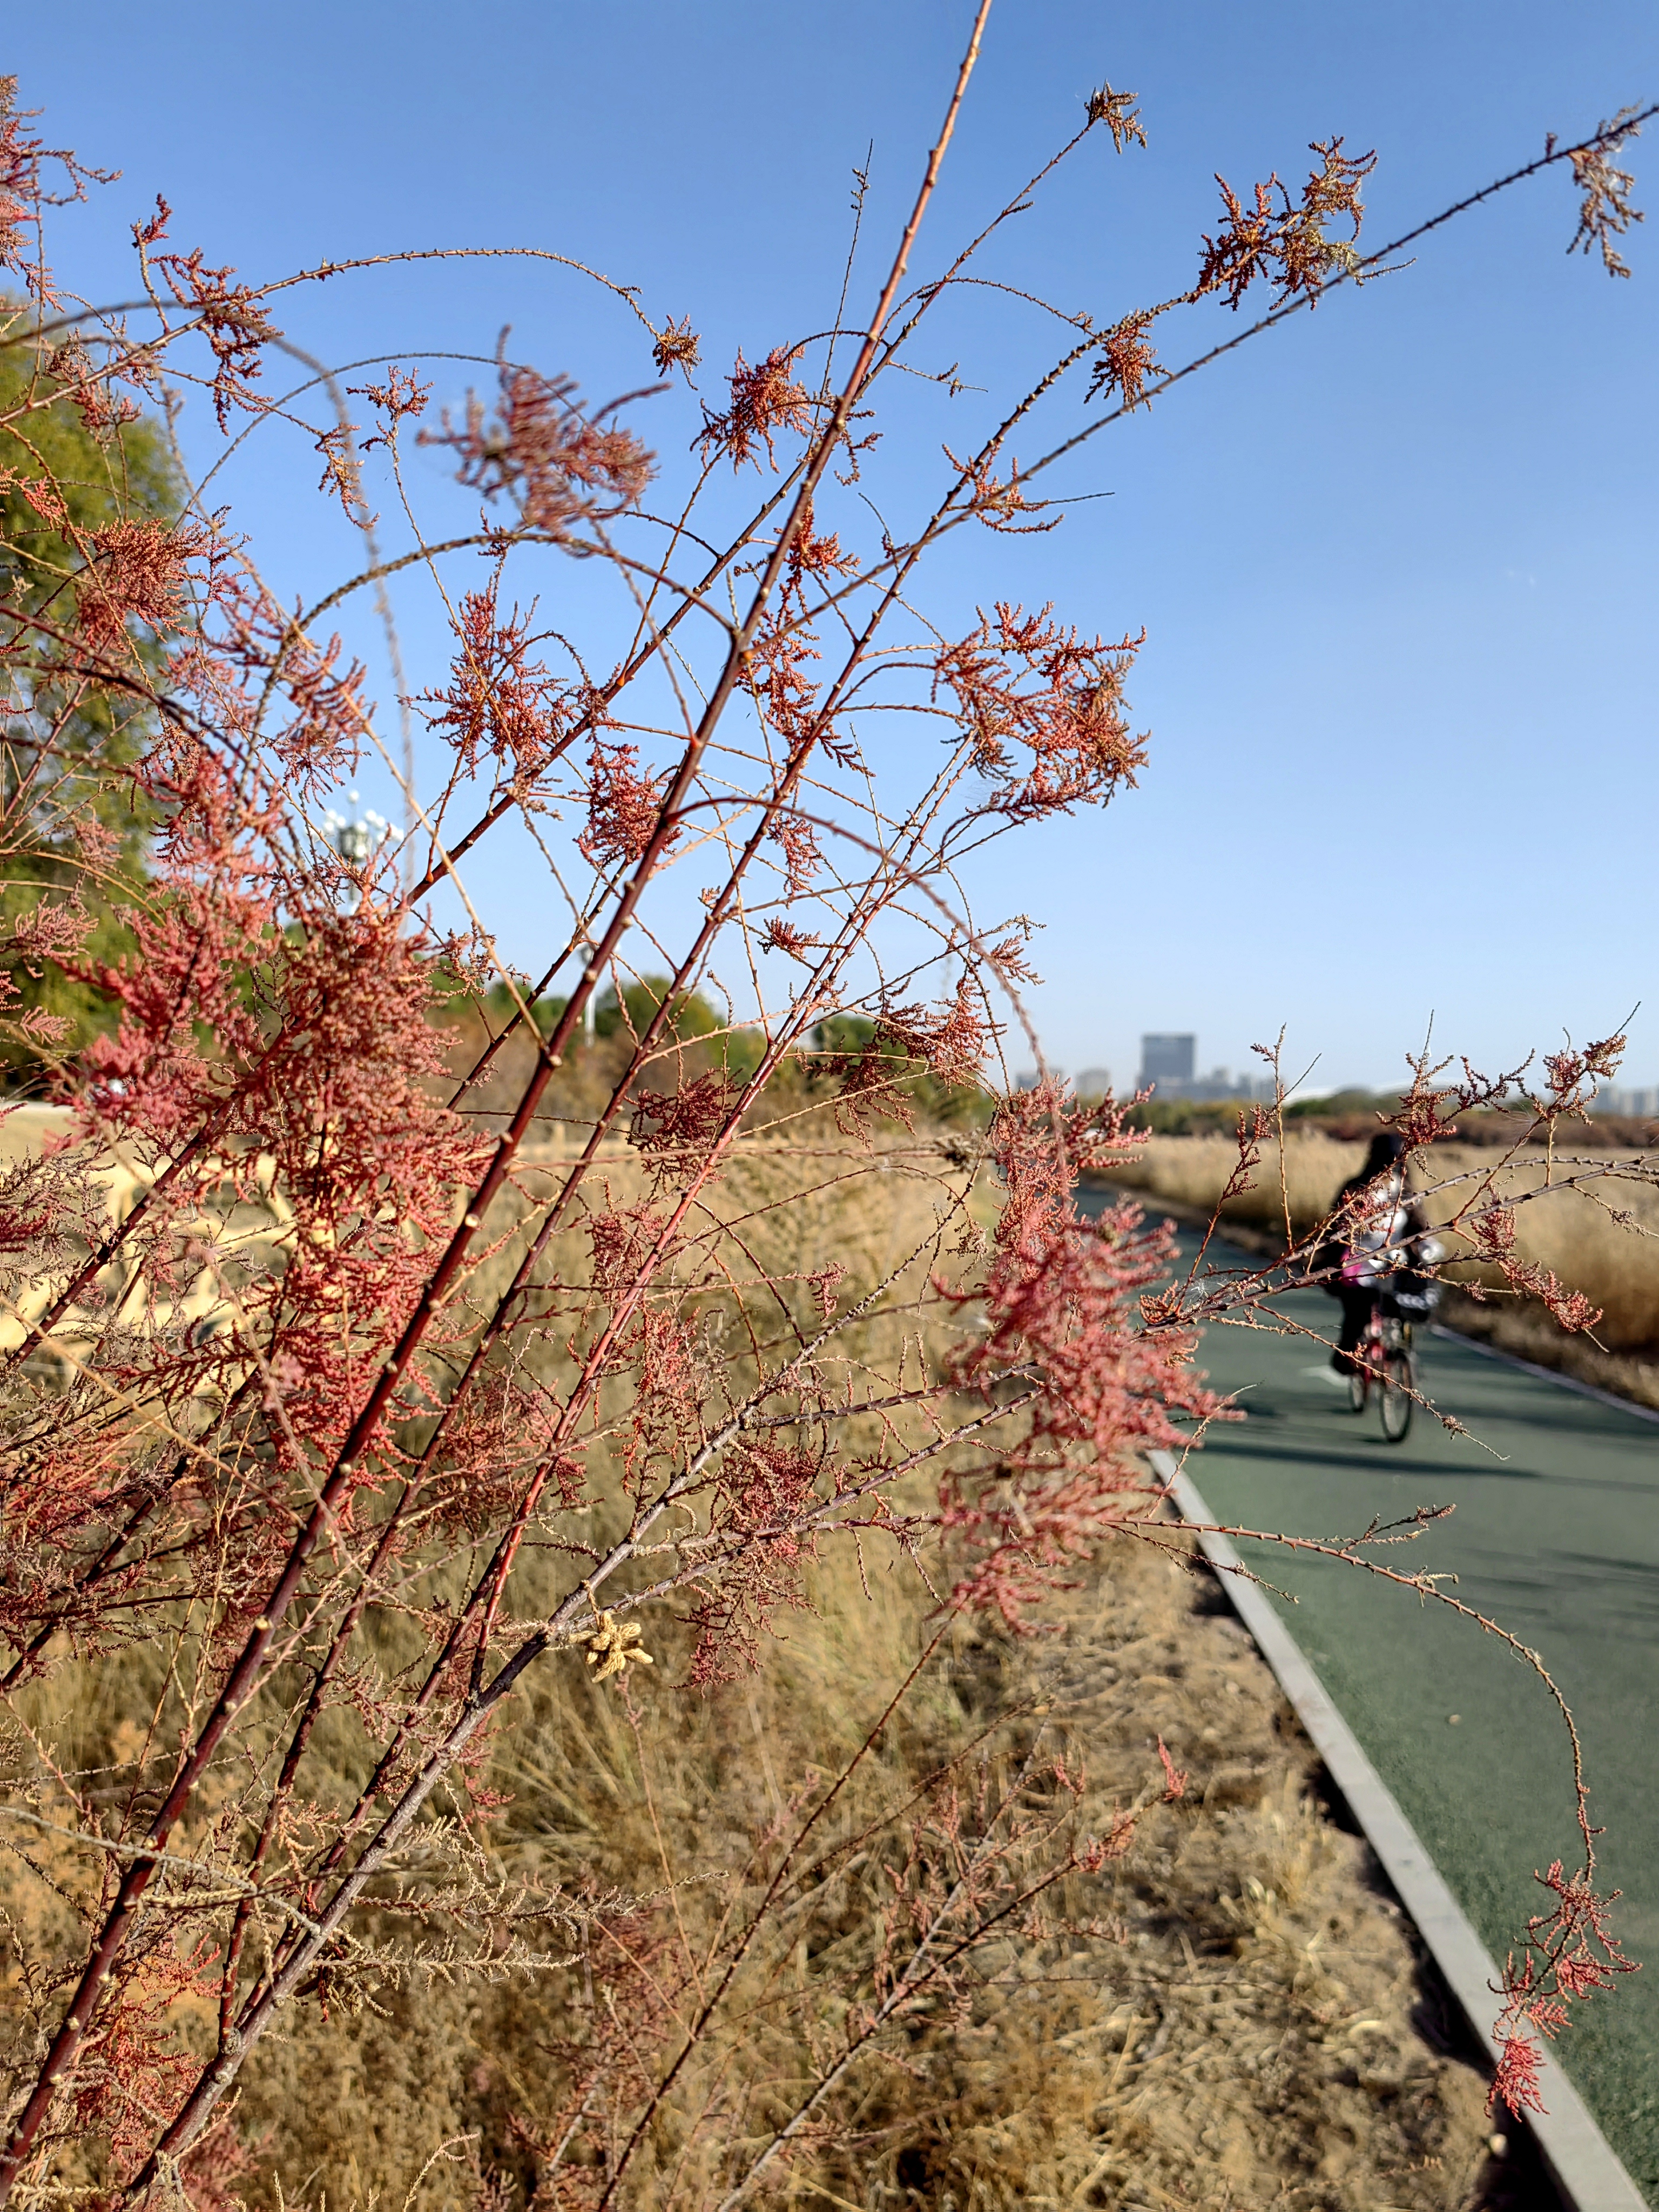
[1347,1299,1417,1444]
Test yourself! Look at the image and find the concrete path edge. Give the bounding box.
[1149,1447,1648,2212]
[1428,1323,1659,1427]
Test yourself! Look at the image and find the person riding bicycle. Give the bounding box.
[1317,1133,1444,1375]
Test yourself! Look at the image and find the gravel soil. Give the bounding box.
[898,1525,1563,2212]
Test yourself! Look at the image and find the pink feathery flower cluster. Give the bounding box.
[939,1082,1232,1626]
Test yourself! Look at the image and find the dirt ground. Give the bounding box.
[934,1525,1563,2212]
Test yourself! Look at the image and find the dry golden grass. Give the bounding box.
[1096,1132,1357,1243]
[1,1130,1524,2210]
[284,1152,1518,2207]
[211,1525,1511,2212]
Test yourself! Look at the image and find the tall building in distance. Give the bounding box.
[1137,1034,1271,1103]
[1591,1085,1659,1118]
[1138,1034,1196,1091]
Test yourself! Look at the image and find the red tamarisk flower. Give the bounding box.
[578,739,677,869]
[418,581,575,789]
[939,1083,1230,1626]
[151,244,280,427]
[698,345,814,471]
[423,362,654,531]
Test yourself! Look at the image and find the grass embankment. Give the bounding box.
[1095,1132,1659,1411]
[1,1120,1532,2210]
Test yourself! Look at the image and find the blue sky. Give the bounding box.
[11,1,1657,1094]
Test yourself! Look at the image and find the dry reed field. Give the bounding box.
[207,1536,1523,2212]
[1,1121,1524,2211]
[1094,1132,1659,1406]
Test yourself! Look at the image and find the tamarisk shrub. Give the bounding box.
[0,31,1649,2204]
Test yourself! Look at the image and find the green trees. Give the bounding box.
[594,972,720,1042]
[1,306,183,1081]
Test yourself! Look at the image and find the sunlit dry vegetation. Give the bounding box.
[1,24,1653,2207]
[207,1535,1512,2212]
[2,1134,1512,2209]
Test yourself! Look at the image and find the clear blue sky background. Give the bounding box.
[11,1,1656,1094]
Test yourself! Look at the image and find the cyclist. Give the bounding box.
[1318,1133,1442,1375]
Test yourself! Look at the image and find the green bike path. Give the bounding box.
[1125,1230,1658,2199]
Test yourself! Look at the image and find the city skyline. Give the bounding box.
[1024,1033,1655,1108]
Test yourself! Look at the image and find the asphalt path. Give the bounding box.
[1087,1211,1659,2202]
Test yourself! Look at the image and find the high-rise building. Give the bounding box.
[1592,1085,1658,1118]
[1138,1034,1195,1091]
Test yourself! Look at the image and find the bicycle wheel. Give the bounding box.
[1380,1352,1414,1443]
[1347,1364,1368,1413]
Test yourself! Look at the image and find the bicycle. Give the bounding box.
[1345,1299,1417,1443]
